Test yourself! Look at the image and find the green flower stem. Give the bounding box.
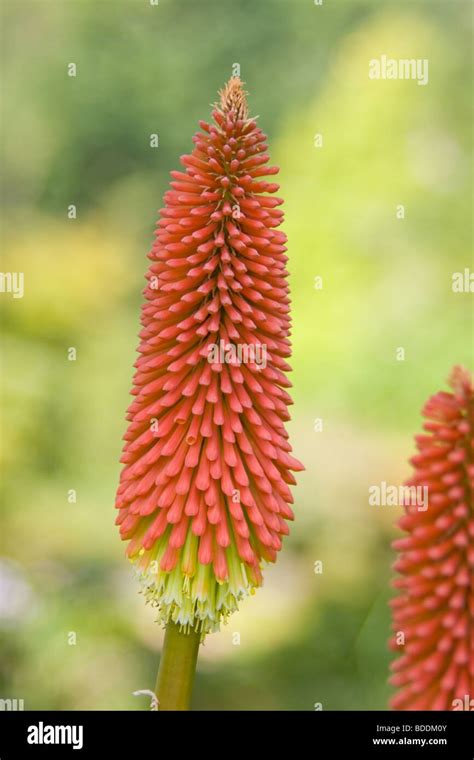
[155,622,200,710]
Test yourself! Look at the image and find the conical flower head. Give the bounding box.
[389,366,474,710]
[115,78,303,635]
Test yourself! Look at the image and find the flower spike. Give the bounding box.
[389,366,474,710]
[115,77,303,637]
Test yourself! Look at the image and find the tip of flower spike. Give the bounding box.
[218,77,248,120]
[448,365,472,397]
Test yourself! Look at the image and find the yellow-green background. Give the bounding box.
[1,0,472,710]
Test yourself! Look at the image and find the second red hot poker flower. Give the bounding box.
[390,367,474,710]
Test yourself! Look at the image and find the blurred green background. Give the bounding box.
[0,0,472,710]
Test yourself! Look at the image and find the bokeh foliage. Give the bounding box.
[0,0,472,709]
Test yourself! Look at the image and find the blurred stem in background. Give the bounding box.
[155,623,200,710]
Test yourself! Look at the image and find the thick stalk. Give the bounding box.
[155,622,200,710]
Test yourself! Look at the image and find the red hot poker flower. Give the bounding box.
[115,78,303,635]
[389,366,474,710]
